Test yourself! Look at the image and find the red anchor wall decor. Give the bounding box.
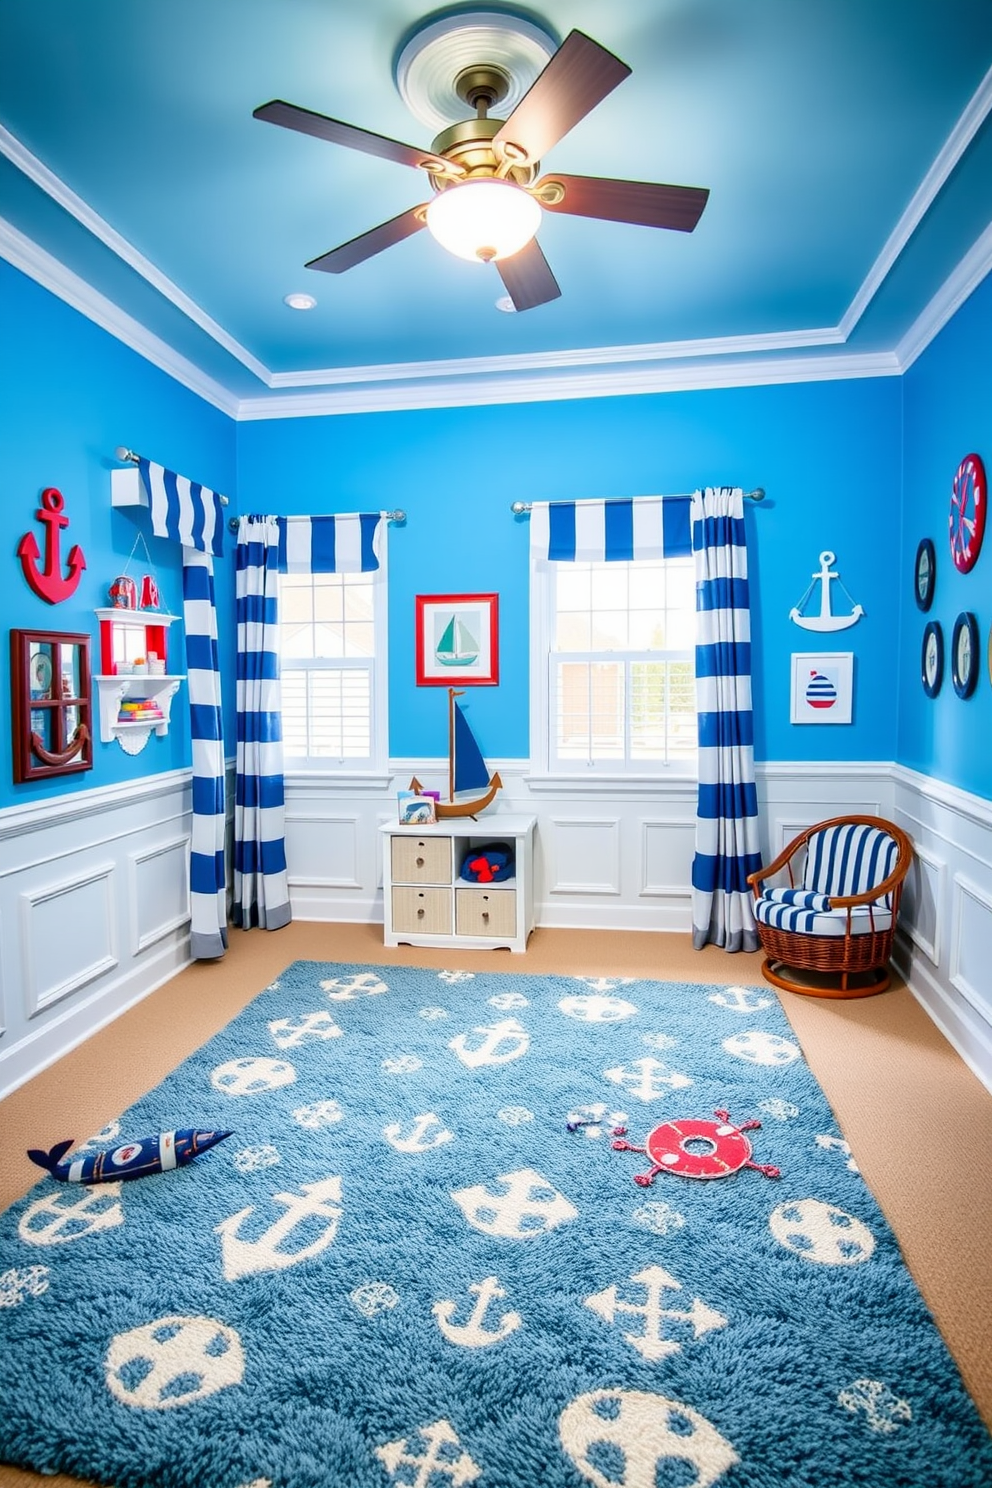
[16,488,87,604]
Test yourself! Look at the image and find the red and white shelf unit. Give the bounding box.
[94,608,185,754]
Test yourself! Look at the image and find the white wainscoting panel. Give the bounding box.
[0,770,194,1098]
[892,765,992,1095]
[900,840,945,967]
[641,819,695,898]
[546,817,621,896]
[129,835,191,955]
[21,863,117,1016]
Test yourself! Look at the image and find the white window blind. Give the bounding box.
[538,556,697,774]
[278,568,385,768]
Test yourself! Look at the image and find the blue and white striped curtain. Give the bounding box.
[278,512,382,573]
[530,496,691,561]
[690,486,761,952]
[139,458,225,557]
[234,517,291,932]
[182,549,228,960]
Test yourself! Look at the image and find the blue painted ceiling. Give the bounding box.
[1,0,991,406]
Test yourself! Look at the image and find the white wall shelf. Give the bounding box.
[94,609,184,754]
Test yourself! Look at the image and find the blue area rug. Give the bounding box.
[2,962,990,1488]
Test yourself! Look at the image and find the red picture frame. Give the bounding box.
[415,593,499,686]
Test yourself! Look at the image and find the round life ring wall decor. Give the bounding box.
[949,453,986,573]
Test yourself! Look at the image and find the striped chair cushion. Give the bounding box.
[754,898,893,937]
[802,823,899,908]
[761,887,833,912]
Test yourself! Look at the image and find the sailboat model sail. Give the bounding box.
[410,688,502,818]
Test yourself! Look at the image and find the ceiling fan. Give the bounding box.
[254,27,709,312]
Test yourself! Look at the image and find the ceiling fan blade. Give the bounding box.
[306,206,427,273]
[496,239,561,312]
[535,174,709,232]
[492,30,631,165]
[254,100,447,173]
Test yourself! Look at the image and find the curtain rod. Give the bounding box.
[114,447,231,505]
[510,488,765,514]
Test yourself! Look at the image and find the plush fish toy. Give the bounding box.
[27,1129,232,1184]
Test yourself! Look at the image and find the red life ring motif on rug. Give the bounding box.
[607,1108,780,1185]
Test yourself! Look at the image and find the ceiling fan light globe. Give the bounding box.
[426,179,541,263]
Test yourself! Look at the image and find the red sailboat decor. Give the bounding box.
[410,688,501,819]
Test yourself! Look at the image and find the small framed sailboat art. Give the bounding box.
[410,688,502,818]
[415,593,498,686]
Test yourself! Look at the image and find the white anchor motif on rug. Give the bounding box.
[584,1265,727,1361]
[376,1419,480,1488]
[558,994,638,1022]
[105,1315,244,1409]
[816,1133,860,1173]
[216,1176,343,1281]
[603,1057,693,1101]
[19,1182,123,1247]
[559,1389,738,1488]
[838,1378,912,1433]
[319,971,388,1000]
[433,1275,522,1347]
[572,976,637,992]
[268,1011,342,1048]
[451,1167,577,1238]
[722,1030,800,1066]
[383,1113,454,1152]
[708,985,773,1012]
[448,1017,530,1068]
[770,1198,876,1265]
[210,1056,297,1096]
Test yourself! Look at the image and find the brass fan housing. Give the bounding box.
[429,116,538,193]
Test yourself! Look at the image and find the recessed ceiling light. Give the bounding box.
[495,295,516,313]
[284,292,317,310]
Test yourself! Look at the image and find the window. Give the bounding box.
[532,556,696,775]
[277,558,387,771]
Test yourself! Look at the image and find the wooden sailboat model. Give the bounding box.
[410,688,501,819]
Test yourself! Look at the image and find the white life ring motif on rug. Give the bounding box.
[104,1315,244,1409]
[210,1056,297,1097]
[598,1109,781,1186]
[18,1183,124,1247]
[769,1198,876,1265]
[559,1389,738,1488]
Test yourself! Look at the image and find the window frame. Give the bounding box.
[528,552,698,783]
[277,540,389,778]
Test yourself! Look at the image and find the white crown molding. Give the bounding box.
[839,60,992,338]
[0,124,270,385]
[237,350,902,418]
[267,325,846,389]
[0,218,239,417]
[896,217,992,370]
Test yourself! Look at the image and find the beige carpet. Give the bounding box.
[2,923,990,1487]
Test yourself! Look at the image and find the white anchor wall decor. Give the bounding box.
[789,550,864,632]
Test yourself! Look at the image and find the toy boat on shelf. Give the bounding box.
[410,687,501,819]
[789,550,864,632]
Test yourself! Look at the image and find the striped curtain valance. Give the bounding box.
[530,497,692,562]
[276,513,383,574]
[138,458,226,557]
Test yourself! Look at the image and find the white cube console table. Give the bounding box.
[380,814,536,952]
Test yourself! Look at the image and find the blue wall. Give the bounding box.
[238,379,902,765]
[898,271,992,800]
[5,257,990,808]
[0,261,237,809]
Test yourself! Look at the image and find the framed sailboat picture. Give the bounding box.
[416,593,499,686]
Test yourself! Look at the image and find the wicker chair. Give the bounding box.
[747,815,913,998]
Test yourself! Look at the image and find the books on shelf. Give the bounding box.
[117,697,165,723]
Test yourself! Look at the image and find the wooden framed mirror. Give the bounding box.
[10,629,93,783]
